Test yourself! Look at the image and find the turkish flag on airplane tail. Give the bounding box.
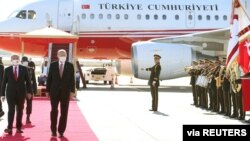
[82,5,90,9]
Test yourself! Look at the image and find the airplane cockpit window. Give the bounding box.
[162,15,167,20]
[124,14,128,20]
[28,10,36,19]
[146,14,150,20]
[16,10,26,19]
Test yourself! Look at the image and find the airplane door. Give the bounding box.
[58,0,73,31]
[186,11,195,28]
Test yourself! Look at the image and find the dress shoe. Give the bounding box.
[4,129,12,135]
[149,109,157,111]
[51,132,57,137]
[0,111,4,118]
[16,129,23,133]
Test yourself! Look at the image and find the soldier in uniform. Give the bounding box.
[186,61,198,106]
[21,56,37,124]
[146,54,161,112]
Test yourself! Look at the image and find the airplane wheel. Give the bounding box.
[109,81,112,85]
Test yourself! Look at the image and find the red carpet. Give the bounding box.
[0,97,99,141]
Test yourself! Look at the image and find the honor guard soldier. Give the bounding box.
[146,54,161,112]
[186,61,198,106]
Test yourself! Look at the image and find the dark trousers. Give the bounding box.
[50,90,70,134]
[208,84,214,109]
[231,91,238,117]
[191,85,197,105]
[196,86,201,106]
[6,95,25,130]
[0,100,2,112]
[150,85,158,111]
[217,87,224,112]
[26,97,33,115]
[223,88,230,115]
[237,90,245,119]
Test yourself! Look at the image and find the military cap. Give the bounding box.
[21,56,28,62]
[154,54,161,59]
[199,59,205,63]
[192,61,198,65]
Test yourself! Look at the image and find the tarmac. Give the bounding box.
[0,76,249,141]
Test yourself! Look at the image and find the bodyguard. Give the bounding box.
[146,54,161,112]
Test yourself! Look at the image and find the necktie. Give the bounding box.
[59,63,63,78]
[14,66,17,80]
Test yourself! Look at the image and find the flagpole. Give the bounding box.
[238,0,250,21]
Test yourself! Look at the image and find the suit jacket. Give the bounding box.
[0,64,4,96]
[1,65,32,98]
[146,63,161,87]
[46,61,75,97]
[27,66,37,95]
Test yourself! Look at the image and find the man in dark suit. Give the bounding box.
[1,55,32,134]
[46,49,75,137]
[145,54,161,111]
[0,58,4,118]
[21,56,37,124]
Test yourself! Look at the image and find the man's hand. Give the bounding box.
[1,96,5,102]
[70,92,75,99]
[27,93,32,100]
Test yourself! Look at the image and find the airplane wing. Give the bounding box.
[150,28,230,54]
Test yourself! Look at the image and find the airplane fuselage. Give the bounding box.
[0,0,230,59]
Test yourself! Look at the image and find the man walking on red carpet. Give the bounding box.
[1,55,32,135]
[46,49,75,137]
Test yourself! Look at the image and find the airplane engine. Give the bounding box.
[131,41,198,80]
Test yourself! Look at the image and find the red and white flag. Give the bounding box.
[232,0,250,111]
[82,4,90,9]
[226,0,250,111]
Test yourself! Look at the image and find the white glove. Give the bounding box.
[1,96,5,102]
[152,81,156,86]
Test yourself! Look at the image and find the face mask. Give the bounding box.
[12,60,19,66]
[22,61,28,66]
[59,57,66,62]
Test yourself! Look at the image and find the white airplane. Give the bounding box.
[0,0,247,80]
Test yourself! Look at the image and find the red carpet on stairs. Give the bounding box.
[0,97,99,141]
